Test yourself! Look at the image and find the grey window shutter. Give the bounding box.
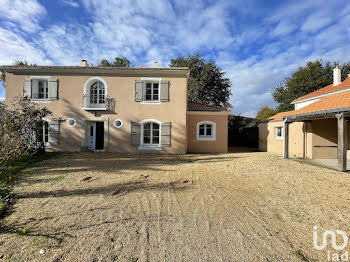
[161,122,171,146]
[135,80,143,102]
[131,121,141,146]
[160,80,169,102]
[23,78,32,98]
[48,79,59,100]
[48,120,60,146]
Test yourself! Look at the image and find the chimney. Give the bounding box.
[333,64,341,86]
[79,59,89,67]
[152,61,160,68]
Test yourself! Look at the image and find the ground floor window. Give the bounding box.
[275,127,283,140]
[37,121,49,146]
[143,122,160,145]
[197,121,216,141]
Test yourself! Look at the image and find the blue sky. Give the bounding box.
[0,0,350,116]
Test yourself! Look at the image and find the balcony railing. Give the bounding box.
[82,94,115,111]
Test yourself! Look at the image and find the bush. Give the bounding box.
[0,153,57,217]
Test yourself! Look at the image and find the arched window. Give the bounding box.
[83,77,108,109]
[90,81,105,104]
[142,122,160,145]
[196,121,216,141]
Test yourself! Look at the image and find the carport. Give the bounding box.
[283,109,350,172]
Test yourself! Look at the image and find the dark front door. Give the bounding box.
[95,122,104,150]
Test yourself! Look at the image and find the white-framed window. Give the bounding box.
[275,127,284,140]
[196,121,216,141]
[89,81,106,104]
[30,76,50,100]
[113,119,123,128]
[67,118,77,127]
[139,77,163,104]
[142,122,160,146]
[37,120,50,147]
[83,77,108,109]
[36,80,48,99]
[144,81,159,101]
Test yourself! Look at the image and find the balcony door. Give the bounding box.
[89,81,106,108]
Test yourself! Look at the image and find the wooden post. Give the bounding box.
[337,113,347,172]
[303,122,306,159]
[283,121,289,159]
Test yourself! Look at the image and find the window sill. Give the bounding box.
[274,137,284,141]
[141,101,161,105]
[138,145,162,150]
[81,107,107,111]
[197,136,216,141]
[31,99,51,103]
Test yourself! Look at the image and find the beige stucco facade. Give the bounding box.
[259,119,350,159]
[187,112,229,153]
[4,68,229,154]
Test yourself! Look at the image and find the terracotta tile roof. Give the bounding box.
[293,77,350,102]
[268,91,350,121]
[187,101,229,111]
[267,111,295,121]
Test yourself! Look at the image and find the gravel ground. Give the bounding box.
[1,151,350,262]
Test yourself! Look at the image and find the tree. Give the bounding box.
[170,54,231,108]
[1,60,37,84]
[256,106,276,120]
[273,60,350,112]
[0,97,60,169]
[98,57,130,67]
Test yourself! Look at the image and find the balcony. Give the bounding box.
[82,94,115,111]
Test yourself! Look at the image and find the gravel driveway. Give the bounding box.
[1,152,350,261]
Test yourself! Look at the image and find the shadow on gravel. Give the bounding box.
[18,179,191,199]
[18,153,241,186]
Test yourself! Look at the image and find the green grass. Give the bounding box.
[0,152,58,217]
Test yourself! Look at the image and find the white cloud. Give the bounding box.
[0,28,51,65]
[301,12,333,33]
[1,0,350,117]
[62,0,80,8]
[0,0,46,33]
[0,97,4,101]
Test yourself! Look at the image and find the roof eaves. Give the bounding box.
[285,107,350,119]
[292,86,350,104]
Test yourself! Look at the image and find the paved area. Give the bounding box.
[1,152,350,261]
[299,158,350,171]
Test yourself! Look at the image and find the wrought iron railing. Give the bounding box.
[82,94,115,111]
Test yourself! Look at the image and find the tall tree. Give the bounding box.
[273,60,350,112]
[170,54,231,108]
[256,106,276,120]
[98,57,130,67]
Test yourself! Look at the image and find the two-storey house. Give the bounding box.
[1,60,229,154]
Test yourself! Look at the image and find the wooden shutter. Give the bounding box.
[48,120,60,146]
[160,80,169,101]
[23,78,32,98]
[48,79,59,100]
[135,80,143,102]
[161,122,171,146]
[131,121,141,146]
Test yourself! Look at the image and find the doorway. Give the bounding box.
[88,122,104,151]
